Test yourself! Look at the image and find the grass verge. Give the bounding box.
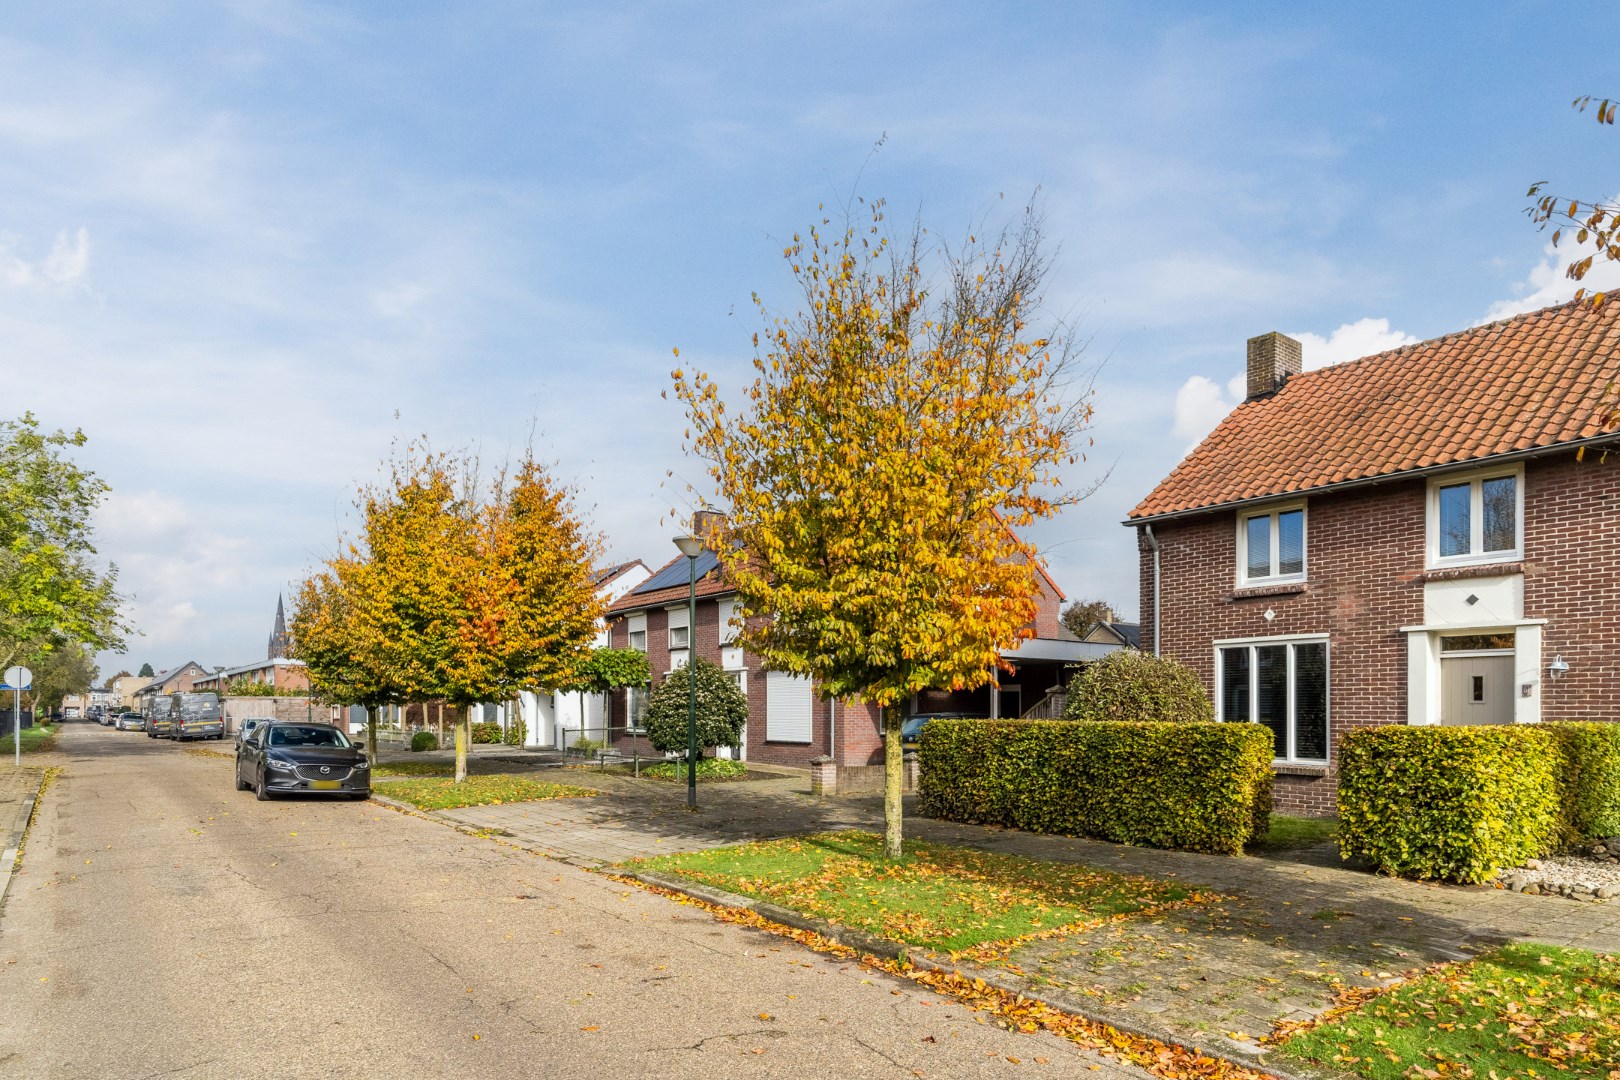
[0,724,57,755]
[1275,942,1620,1079]
[1247,814,1337,854]
[628,830,1194,954]
[637,758,749,782]
[373,760,455,778]
[376,773,596,811]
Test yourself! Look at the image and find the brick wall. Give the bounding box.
[1137,452,1620,816]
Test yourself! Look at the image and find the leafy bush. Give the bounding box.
[410,730,439,752]
[1337,726,1560,883]
[1063,650,1213,723]
[643,658,748,755]
[471,721,501,744]
[571,735,603,752]
[917,719,1273,855]
[1548,722,1620,843]
[641,757,749,782]
[503,718,527,746]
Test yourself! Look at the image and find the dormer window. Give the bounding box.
[1236,504,1306,587]
[1428,466,1521,567]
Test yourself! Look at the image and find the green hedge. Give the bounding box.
[1548,722,1620,843]
[471,721,502,744]
[917,719,1273,855]
[1337,726,1560,883]
[410,731,438,752]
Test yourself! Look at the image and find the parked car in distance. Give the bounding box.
[900,712,989,752]
[234,717,273,749]
[170,692,225,741]
[97,709,116,726]
[115,713,145,732]
[235,722,371,801]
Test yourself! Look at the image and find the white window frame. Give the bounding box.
[668,625,690,649]
[627,612,648,652]
[626,685,649,733]
[1214,633,1331,765]
[628,629,647,651]
[1426,464,1523,569]
[1235,501,1308,588]
[718,598,740,645]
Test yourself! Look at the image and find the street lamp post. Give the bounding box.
[673,534,704,811]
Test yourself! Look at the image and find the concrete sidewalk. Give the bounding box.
[429,766,1620,1059]
[0,766,46,908]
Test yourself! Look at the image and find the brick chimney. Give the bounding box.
[692,509,727,547]
[1245,331,1303,400]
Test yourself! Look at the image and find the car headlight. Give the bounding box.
[352,758,370,771]
[266,758,298,771]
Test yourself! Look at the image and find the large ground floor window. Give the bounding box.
[1217,637,1328,764]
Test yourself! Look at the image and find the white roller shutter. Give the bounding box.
[765,672,813,743]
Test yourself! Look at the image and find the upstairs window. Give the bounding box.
[1236,505,1306,586]
[1429,468,1520,566]
[669,625,690,649]
[628,629,647,651]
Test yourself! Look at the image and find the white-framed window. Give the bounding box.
[765,671,813,743]
[1235,503,1306,587]
[1216,635,1329,764]
[723,668,747,695]
[669,625,690,649]
[627,686,649,732]
[1427,465,1522,567]
[718,598,740,645]
[627,612,647,652]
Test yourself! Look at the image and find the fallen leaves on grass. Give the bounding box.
[376,773,596,811]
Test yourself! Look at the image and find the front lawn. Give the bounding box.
[629,831,1191,953]
[1276,942,1620,1079]
[1247,814,1337,854]
[0,723,57,755]
[376,773,596,811]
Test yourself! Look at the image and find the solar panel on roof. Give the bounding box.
[634,549,720,594]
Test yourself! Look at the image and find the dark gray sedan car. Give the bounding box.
[235,721,371,801]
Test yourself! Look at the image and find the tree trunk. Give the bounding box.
[454,711,468,783]
[367,712,378,762]
[883,701,904,859]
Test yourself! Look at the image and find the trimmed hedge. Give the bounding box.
[410,730,438,752]
[1549,722,1620,843]
[1063,650,1214,724]
[471,721,502,744]
[1337,726,1560,883]
[917,719,1273,855]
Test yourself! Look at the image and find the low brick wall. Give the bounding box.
[816,756,919,796]
[220,697,319,732]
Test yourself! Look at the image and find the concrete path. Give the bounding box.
[0,765,46,908]
[0,722,1145,1079]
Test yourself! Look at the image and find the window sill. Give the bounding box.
[1226,582,1308,602]
[1421,561,1524,582]
[1273,762,1330,777]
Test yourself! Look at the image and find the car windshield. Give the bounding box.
[267,726,350,749]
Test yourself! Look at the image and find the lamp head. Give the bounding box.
[673,535,703,559]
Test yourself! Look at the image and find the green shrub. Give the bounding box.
[503,718,527,746]
[1548,722,1620,844]
[470,721,501,744]
[571,735,603,753]
[1063,650,1213,723]
[917,719,1273,855]
[1337,726,1560,883]
[643,658,748,755]
[410,730,439,752]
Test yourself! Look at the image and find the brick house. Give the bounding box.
[1128,300,1620,816]
[602,515,1108,769]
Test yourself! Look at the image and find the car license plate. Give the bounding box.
[310,780,341,790]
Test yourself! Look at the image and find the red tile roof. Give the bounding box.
[604,553,733,615]
[1130,299,1620,521]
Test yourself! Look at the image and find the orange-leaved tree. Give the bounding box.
[350,441,603,782]
[672,198,1093,856]
[1527,95,1619,307]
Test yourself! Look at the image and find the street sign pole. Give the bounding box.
[4,666,33,767]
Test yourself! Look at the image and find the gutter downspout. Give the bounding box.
[1143,524,1162,656]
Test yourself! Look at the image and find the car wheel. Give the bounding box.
[235,768,250,791]
[255,771,272,801]
[350,791,371,802]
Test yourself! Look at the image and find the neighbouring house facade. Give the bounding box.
[132,661,210,713]
[192,598,311,695]
[601,513,1115,768]
[1128,300,1620,815]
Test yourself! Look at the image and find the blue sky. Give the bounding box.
[3,2,1614,675]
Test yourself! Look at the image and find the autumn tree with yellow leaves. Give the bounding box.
[290,557,401,762]
[673,198,1093,856]
[297,442,604,782]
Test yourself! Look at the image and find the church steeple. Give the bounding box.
[268,594,291,659]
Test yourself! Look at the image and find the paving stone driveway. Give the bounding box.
[422,766,1620,1059]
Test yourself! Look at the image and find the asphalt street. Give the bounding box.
[0,724,1139,1079]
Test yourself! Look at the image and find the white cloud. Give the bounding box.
[1482,237,1620,323]
[0,226,89,287]
[1293,317,1417,370]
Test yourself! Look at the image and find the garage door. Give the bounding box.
[766,672,813,743]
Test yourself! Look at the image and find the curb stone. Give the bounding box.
[1,774,46,909]
[619,869,1331,1080]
